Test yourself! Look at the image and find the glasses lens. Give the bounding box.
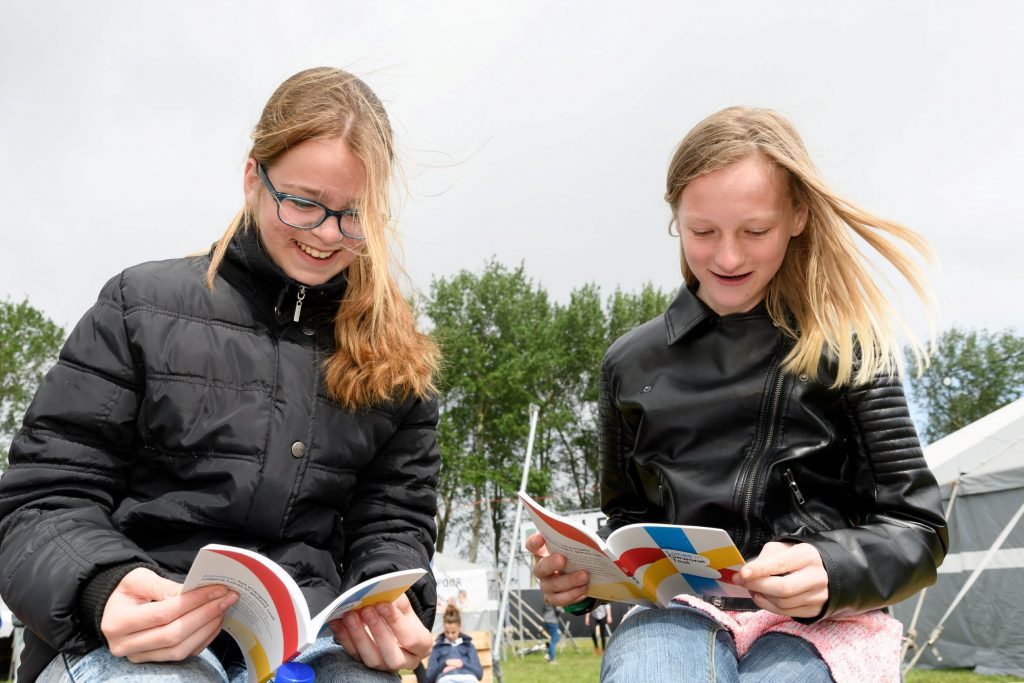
[339,212,365,240]
[278,197,327,229]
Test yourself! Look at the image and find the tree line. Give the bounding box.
[2,264,1023,564]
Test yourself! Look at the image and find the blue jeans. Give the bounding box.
[601,605,835,682]
[543,621,560,662]
[36,635,399,682]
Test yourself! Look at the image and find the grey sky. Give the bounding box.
[1,1,1022,339]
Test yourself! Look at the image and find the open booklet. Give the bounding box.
[182,544,425,683]
[520,491,750,607]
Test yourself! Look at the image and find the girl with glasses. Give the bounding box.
[0,68,440,682]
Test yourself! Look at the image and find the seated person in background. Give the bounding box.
[426,606,483,683]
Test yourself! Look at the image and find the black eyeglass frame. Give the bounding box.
[256,162,366,241]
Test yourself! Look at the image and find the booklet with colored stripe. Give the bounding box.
[520,491,750,607]
[182,544,425,683]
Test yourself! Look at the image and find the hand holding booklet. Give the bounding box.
[182,544,425,683]
[520,491,750,607]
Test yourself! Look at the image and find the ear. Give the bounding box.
[791,203,809,237]
[242,157,260,205]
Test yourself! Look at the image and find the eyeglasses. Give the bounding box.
[256,162,365,241]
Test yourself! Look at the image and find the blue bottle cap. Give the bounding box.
[275,661,315,683]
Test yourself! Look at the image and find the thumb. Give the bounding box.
[525,533,549,558]
[739,542,796,581]
[120,567,182,600]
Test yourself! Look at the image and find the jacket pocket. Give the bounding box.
[781,467,828,534]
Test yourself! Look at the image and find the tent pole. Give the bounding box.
[903,496,1024,675]
[493,403,540,682]
[901,478,961,662]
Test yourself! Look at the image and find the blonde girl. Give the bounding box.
[528,107,946,682]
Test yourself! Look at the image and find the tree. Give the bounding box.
[1,298,65,469]
[907,327,1024,443]
[542,283,674,511]
[426,256,676,563]
[427,260,557,562]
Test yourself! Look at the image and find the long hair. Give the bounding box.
[206,67,438,409]
[665,106,934,387]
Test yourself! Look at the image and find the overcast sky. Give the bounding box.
[1,1,1022,340]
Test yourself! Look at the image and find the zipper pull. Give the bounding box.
[783,468,806,505]
[293,285,307,323]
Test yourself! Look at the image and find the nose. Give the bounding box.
[308,218,344,245]
[714,236,745,273]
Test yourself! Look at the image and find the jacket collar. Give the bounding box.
[663,284,771,345]
[664,284,714,344]
[220,225,348,325]
[435,632,470,645]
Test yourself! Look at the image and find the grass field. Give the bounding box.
[496,643,1021,683]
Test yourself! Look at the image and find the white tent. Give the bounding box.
[431,552,500,633]
[894,397,1024,676]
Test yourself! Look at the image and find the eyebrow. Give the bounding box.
[683,214,779,225]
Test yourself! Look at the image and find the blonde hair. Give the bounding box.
[665,106,933,387]
[206,67,438,409]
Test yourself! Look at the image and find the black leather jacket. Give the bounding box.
[0,228,440,681]
[599,285,947,619]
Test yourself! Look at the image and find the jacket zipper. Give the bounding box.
[782,468,805,504]
[735,345,786,554]
[293,285,307,323]
[783,467,827,532]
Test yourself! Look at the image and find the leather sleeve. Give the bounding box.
[340,394,440,630]
[779,375,948,619]
[598,357,663,538]
[0,274,155,654]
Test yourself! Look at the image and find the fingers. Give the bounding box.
[737,541,800,582]
[127,612,226,663]
[119,568,184,601]
[362,606,420,670]
[373,598,432,658]
[742,564,828,600]
[108,591,238,659]
[525,533,549,559]
[535,560,589,606]
[329,618,360,664]
[528,535,594,607]
[750,587,828,618]
[737,543,828,619]
[104,585,233,643]
[331,596,432,672]
[337,611,388,670]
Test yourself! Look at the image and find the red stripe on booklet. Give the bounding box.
[615,546,667,575]
[533,506,604,552]
[212,548,299,656]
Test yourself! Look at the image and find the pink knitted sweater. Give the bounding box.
[673,595,903,682]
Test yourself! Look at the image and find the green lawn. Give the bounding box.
[496,644,1021,683]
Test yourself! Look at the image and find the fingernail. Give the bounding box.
[209,587,228,600]
[362,607,379,624]
[219,593,238,610]
[329,622,341,634]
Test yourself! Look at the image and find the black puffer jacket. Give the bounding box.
[599,285,947,619]
[0,228,440,681]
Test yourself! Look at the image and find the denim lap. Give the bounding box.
[36,647,228,682]
[601,605,834,683]
[37,636,399,683]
